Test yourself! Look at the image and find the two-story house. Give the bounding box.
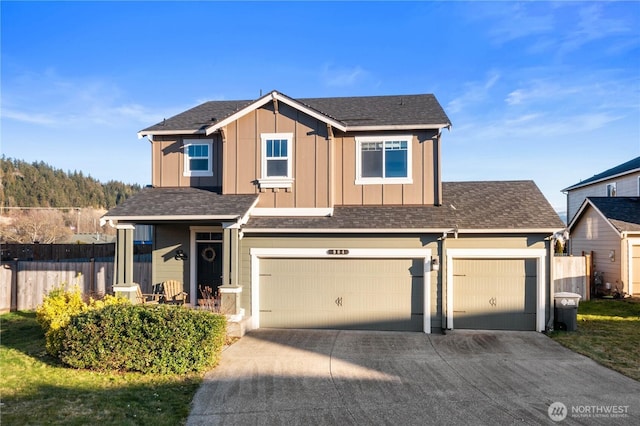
[563,157,640,297]
[103,90,564,334]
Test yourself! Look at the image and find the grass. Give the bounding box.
[0,311,204,426]
[549,297,640,381]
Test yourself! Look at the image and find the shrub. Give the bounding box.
[36,286,89,356]
[36,286,129,357]
[59,304,227,374]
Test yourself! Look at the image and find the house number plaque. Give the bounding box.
[327,249,349,255]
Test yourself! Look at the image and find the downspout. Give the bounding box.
[434,130,442,206]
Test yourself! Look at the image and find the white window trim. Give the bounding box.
[259,133,294,189]
[355,135,413,185]
[183,139,213,177]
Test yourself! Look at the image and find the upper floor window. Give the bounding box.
[183,140,213,177]
[355,135,413,185]
[259,133,293,189]
[606,183,617,197]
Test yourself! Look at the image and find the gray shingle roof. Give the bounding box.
[103,187,258,220]
[140,91,451,134]
[245,181,565,231]
[585,197,640,233]
[563,156,640,191]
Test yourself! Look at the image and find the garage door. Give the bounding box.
[453,258,537,330]
[259,258,423,331]
[632,245,640,296]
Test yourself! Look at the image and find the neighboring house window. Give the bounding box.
[183,140,213,177]
[638,176,640,196]
[606,183,617,197]
[259,133,294,189]
[355,135,413,184]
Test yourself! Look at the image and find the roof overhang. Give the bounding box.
[346,123,451,132]
[138,129,205,138]
[562,167,640,192]
[101,214,243,227]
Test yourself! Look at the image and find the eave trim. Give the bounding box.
[102,214,242,222]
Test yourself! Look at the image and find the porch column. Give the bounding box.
[113,223,136,302]
[222,226,231,286]
[220,222,242,316]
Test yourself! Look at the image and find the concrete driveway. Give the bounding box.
[187,329,640,425]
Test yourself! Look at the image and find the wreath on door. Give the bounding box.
[201,246,216,262]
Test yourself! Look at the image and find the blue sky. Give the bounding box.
[2,1,639,213]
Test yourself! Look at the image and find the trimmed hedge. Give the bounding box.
[36,286,129,357]
[59,304,227,374]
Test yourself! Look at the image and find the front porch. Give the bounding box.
[101,187,259,337]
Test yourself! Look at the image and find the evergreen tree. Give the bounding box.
[0,156,141,209]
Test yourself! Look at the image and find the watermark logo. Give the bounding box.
[548,402,630,422]
[548,402,567,422]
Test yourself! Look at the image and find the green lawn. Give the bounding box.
[0,311,203,426]
[549,297,640,381]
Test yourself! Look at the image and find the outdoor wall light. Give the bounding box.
[609,250,615,262]
[174,249,188,261]
[431,257,440,271]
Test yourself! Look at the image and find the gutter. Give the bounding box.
[240,227,563,234]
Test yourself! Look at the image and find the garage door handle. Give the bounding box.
[335,297,343,307]
[489,297,497,307]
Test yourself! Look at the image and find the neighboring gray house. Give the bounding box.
[103,90,564,334]
[563,157,640,298]
[563,156,640,222]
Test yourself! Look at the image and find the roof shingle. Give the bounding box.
[140,92,451,134]
[245,181,565,231]
[103,187,258,220]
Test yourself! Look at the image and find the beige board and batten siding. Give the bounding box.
[152,135,223,188]
[222,103,331,208]
[333,130,440,206]
[570,208,624,293]
[152,225,190,294]
[239,234,440,332]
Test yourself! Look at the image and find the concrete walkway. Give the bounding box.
[187,329,640,425]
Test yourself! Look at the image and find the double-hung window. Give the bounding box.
[259,133,293,188]
[356,135,412,184]
[606,183,617,197]
[183,140,213,177]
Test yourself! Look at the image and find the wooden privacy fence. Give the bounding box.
[553,255,589,300]
[0,243,152,261]
[0,260,151,312]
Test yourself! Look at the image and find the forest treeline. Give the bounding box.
[0,157,142,209]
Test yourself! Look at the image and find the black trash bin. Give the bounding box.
[554,292,581,331]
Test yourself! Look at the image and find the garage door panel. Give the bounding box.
[260,258,423,331]
[453,258,537,331]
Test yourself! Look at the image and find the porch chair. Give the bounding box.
[162,280,188,305]
[135,283,160,305]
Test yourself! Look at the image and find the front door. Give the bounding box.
[197,240,223,292]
